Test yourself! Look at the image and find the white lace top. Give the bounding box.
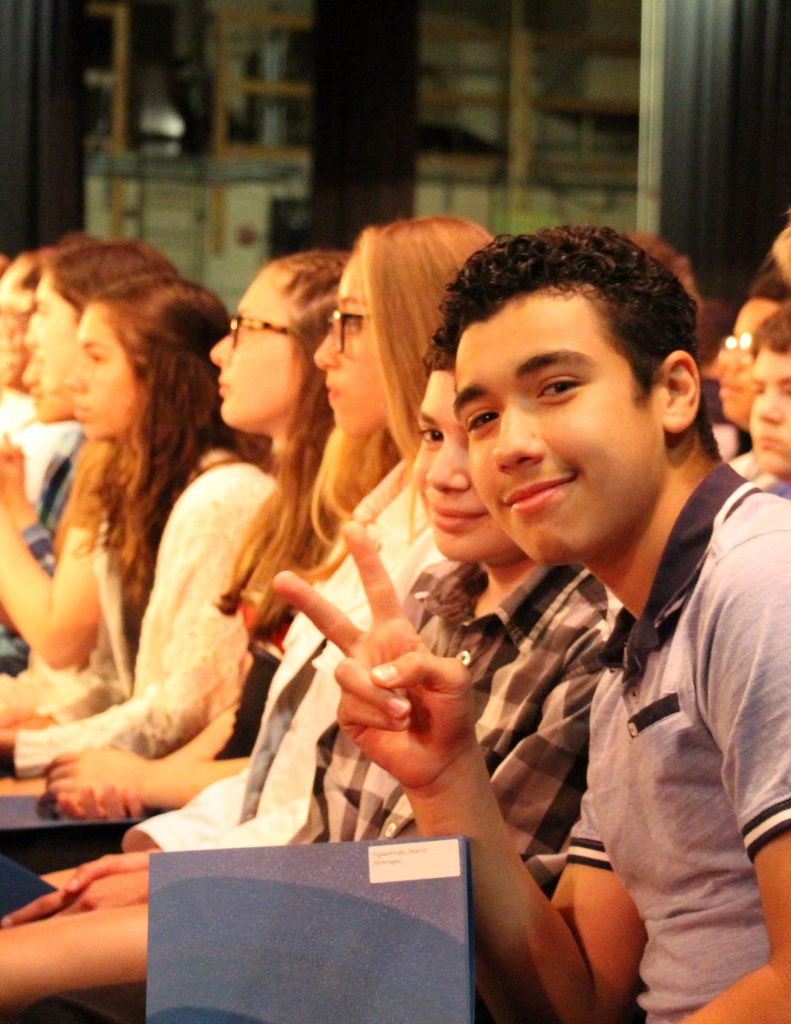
[13,460,271,776]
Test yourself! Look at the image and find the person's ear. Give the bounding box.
[655,350,700,437]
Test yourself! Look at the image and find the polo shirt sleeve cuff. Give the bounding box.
[742,799,791,861]
[567,835,613,871]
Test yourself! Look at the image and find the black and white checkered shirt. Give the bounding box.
[296,559,614,892]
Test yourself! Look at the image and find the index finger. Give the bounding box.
[343,522,405,624]
[273,570,363,655]
[1,888,71,928]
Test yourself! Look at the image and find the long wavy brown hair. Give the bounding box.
[44,238,176,313]
[68,275,251,648]
[218,250,348,640]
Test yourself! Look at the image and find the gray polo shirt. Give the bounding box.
[569,464,791,1023]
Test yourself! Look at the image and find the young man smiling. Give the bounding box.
[281,227,791,1023]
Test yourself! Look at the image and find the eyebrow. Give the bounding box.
[417,409,439,427]
[454,348,596,417]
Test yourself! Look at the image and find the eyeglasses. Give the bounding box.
[326,309,367,355]
[720,331,754,363]
[229,314,292,352]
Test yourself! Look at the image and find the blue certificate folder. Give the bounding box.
[0,853,56,916]
[147,837,474,1024]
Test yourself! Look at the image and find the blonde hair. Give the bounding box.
[219,250,348,639]
[311,216,493,549]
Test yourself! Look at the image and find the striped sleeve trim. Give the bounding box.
[742,798,791,861]
[567,836,613,872]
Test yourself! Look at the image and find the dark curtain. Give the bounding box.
[310,0,418,249]
[0,0,85,256]
[661,0,791,300]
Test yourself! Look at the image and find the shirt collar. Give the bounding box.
[422,560,552,647]
[600,464,758,677]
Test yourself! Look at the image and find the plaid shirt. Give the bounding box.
[0,425,83,675]
[297,559,613,892]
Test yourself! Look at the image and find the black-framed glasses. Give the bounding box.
[230,315,292,352]
[326,309,367,355]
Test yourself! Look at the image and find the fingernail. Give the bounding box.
[387,696,411,716]
[1,916,10,928]
[372,663,398,683]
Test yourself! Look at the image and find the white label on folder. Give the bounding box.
[368,839,460,884]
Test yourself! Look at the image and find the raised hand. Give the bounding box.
[273,522,478,792]
[0,437,35,530]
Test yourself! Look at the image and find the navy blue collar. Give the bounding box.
[600,464,758,681]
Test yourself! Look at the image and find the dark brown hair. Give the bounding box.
[44,239,176,313]
[70,275,246,645]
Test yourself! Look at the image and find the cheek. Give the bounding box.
[468,443,499,508]
[412,450,430,498]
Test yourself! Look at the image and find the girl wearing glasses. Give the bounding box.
[33,250,348,817]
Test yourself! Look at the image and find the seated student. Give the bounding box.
[748,300,791,498]
[0,252,38,438]
[0,249,67,678]
[37,248,348,817]
[287,364,612,891]
[0,296,612,1024]
[721,254,791,473]
[0,242,175,680]
[0,274,271,778]
[287,226,791,1024]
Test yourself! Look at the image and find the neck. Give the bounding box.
[474,556,537,617]
[590,457,715,617]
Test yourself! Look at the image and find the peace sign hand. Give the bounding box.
[273,522,478,793]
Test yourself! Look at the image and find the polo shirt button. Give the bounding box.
[627,722,638,738]
[384,821,398,837]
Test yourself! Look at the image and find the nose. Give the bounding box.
[25,315,41,352]
[314,329,339,371]
[426,439,470,493]
[211,333,232,368]
[754,390,782,424]
[64,354,89,396]
[22,350,41,391]
[492,405,545,470]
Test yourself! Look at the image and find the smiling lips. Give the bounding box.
[428,505,487,532]
[503,476,573,515]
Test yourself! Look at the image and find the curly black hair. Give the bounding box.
[432,225,719,461]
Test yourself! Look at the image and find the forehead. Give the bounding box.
[421,371,457,422]
[0,260,33,304]
[455,290,622,389]
[338,255,363,303]
[754,347,791,379]
[240,265,293,319]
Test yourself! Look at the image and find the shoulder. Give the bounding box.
[165,462,272,532]
[181,461,271,505]
[704,492,791,600]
